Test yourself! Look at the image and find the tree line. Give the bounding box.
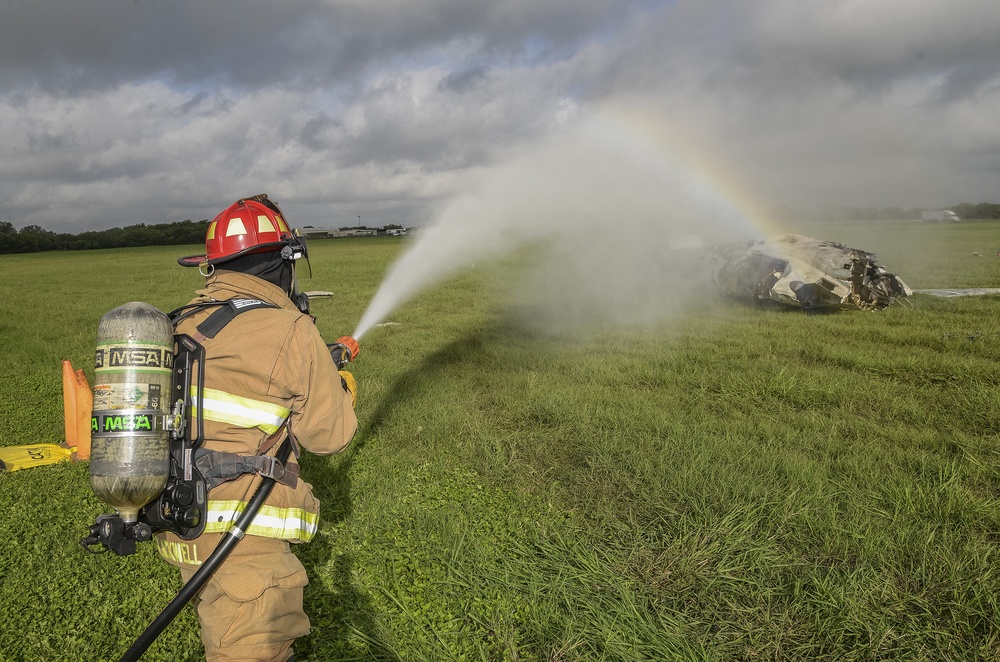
[3,204,999,255]
[0,219,210,255]
[951,202,1000,220]
[775,202,1000,223]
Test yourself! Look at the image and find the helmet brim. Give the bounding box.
[177,254,207,267]
[177,241,290,268]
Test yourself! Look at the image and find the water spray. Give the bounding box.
[346,110,761,343]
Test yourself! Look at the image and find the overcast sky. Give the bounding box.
[1,0,997,233]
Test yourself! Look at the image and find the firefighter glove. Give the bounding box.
[339,370,357,408]
[329,344,351,370]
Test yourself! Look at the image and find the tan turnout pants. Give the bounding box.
[167,534,309,662]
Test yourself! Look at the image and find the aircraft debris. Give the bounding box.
[913,288,1000,297]
[713,234,911,311]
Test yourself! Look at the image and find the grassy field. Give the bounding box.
[0,222,998,661]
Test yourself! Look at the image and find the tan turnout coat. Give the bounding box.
[156,270,357,567]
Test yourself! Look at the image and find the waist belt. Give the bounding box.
[194,449,300,489]
[194,423,301,490]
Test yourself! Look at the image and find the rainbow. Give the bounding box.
[597,101,783,241]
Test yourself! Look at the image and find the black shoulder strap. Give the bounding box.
[167,298,278,341]
[168,300,223,325]
[195,298,277,340]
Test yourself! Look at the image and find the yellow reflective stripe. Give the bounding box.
[191,387,290,434]
[204,499,319,542]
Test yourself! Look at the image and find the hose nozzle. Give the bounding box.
[328,335,360,370]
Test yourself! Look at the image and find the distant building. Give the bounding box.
[300,228,377,239]
[335,228,377,237]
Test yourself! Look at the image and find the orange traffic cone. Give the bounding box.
[75,369,93,460]
[62,360,78,451]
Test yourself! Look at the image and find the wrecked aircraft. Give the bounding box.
[713,234,912,311]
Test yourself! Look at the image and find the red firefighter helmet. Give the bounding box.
[178,194,303,268]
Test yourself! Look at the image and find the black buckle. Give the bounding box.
[255,455,285,481]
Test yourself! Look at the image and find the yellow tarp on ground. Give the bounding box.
[0,444,75,473]
[0,360,92,473]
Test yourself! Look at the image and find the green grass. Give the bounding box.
[1,225,999,660]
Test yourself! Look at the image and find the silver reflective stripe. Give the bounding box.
[204,500,319,542]
[191,386,290,435]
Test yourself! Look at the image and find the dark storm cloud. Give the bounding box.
[0,0,633,92]
[438,67,488,93]
[589,0,1000,207]
[299,113,343,152]
[0,0,996,233]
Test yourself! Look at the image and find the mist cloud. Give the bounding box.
[352,110,755,339]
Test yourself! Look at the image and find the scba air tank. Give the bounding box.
[90,302,174,523]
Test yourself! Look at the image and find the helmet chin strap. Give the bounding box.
[292,290,311,314]
[288,258,310,315]
[280,236,312,314]
[280,241,311,278]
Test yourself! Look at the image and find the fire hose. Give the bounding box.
[118,438,293,662]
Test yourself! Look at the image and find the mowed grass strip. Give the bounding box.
[0,224,998,660]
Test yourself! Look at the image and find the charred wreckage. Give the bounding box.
[712,234,912,311]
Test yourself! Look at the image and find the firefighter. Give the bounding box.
[159,194,358,661]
